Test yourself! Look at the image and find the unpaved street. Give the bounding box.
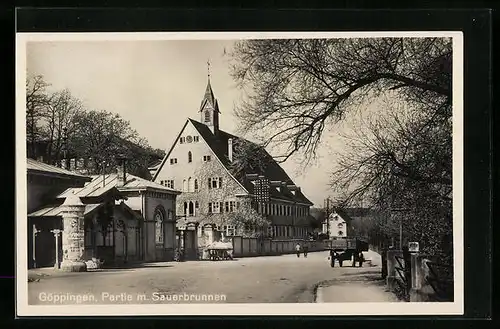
[28,251,387,304]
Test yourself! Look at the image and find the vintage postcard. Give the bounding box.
[16,31,463,316]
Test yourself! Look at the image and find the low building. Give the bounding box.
[28,157,181,270]
[27,158,92,268]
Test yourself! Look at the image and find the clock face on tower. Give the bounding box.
[186,136,193,143]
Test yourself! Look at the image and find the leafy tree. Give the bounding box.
[25,75,161,179]
[309,207,326,230]
[179,158,270,244]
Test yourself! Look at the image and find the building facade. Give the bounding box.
[153,78,314,251]
[322,208,360,239]
[28,158,181,270]
[27,159,92,269]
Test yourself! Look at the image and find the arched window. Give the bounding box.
[188,151,192,163]
[194,179,198,191]
[337,222,343,228]
[183,202,188,215]
[154,206,165,245]
[188,201,194,216]
[188,177,192,192]
[338,230,344,236]
[204,110,210,122]
[183,179,187,192]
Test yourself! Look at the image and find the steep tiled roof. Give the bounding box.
[188,118,313,205]
[27,158,91,180]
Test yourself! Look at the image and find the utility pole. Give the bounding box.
[325,197,330,237]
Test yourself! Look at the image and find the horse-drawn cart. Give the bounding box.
[327,238,369,267]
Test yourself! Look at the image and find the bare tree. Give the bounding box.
[331,96,452,257]
[39,89,85,165]
[26,75,50,158]
[229,38,451,163]
[229,38,453,257]
[25,76,162,179]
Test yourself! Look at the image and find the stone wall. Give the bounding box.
[230,236,329,257]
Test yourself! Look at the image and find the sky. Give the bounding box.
[26,39,354,207]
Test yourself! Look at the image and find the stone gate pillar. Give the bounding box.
[60,193,87,272]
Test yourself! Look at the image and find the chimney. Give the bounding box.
[63,127,70,170]
[228,138,233,162]
[116,155,127,187]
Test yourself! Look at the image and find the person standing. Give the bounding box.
[303,244,309,258]
[295,243,301,258]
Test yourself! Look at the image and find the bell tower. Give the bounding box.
[199,60,220,134]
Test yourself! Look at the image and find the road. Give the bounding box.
[27,251,387,304]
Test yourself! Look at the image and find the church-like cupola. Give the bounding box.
[199,61,220,135]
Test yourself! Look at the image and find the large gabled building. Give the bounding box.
[153,77,314,248]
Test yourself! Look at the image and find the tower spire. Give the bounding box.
[207,58,211,79]
[200,61,220,134]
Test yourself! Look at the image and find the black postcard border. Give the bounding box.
[7,7,493,325]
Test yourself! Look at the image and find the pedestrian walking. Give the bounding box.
[295,243,301,258]
[303,244,309,258]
